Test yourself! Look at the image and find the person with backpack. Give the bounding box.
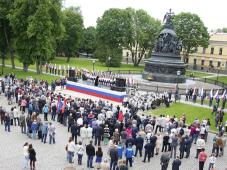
[125,144,134,167]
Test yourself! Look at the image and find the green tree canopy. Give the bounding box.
[57,7,84,62]
[124,8,161,66]
[173,12,210,63]
[0,0,15,69]
[9,0,64,72]
[79,26,96,57]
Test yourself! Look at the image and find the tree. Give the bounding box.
[9,0,64,72]
[0,0,15,69]
[27,0,54,74]
[173,12,210,63]
[96,8,127,66]
[79,26,96,57]
[124,8,161,66]
[9,0,38,71]
[57,7,84,62]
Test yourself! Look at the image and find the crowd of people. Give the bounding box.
[0,73,226,170]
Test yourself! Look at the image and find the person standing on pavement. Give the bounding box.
[42,104,49,121]
[19,111,26,134]
[76,141,84,165]
[198,148,207,170]
[67,113,74,132]
[143,141,153,163]
[23,142,29,169]
[95,146,103,169]
[86,140,95,168]
[109,145,118,170]
[48,122,56,144]
[80,124,88,144]
[125,143,134,167]
[4,113,11,132]
[93,124,103,146]
[31,120,38,139]
[71,121,78,144]
[160,153,170,170]
[28,144,36,170]
[195,136,205,158]
[41,122,48,143]
[67,137,76,163]
[172,156,181,170]
[134,134,144,157]
[208,153,216,170]
[170,133,178,159]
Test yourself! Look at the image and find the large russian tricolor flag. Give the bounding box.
[66,81,126,103]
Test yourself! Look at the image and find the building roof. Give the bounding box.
[209,33,227,43]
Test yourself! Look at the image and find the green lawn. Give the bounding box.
[210,76,227,84]
[148,103,226,131]
[185,70,213,78]
[195,98,227,109]
[1,66,59,83]
[4,57,144,72]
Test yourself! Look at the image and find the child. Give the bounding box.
[208,153,216,170]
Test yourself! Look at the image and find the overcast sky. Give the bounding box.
[64,0,226,30]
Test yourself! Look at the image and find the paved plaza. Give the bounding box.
[0,90,227,170]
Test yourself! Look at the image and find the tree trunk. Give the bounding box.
[36,57,41,74]
[66,55,70,63]
[9,49,15,69]
[23,63,28,72]
[3,22,15,69]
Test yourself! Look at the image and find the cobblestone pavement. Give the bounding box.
[0,92,227,170]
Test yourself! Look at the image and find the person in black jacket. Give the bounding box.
[143,142,153,162]
[150,134,157,157]
[134,134,144,157]
[71,122,78,144]
[86,140,95,168]
[172,156,181,170]
[109,145,118,170]
[28,144,36,170]
[162,133,169,152]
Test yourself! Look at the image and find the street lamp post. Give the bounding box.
[92,59,96,72]
[175,70,181,102]
[108,56,111,72]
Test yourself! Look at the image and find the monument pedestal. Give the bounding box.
[142,52,186,83]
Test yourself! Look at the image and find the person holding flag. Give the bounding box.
[200,88,205,105]
[214,90,220,108]
[209,89,213,107]
[192,87,197,103]
[221,89,226,109]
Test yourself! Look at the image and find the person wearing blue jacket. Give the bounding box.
[125,144,134,167]
[42,104,49,121]
[31,120,38,139]
[117,142,124,159]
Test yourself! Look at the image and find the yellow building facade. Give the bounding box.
[189,33,227,70]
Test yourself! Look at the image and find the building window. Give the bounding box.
[193,58,197,65]
[217,61,221,67]
[201,60,204,65]
[209,60,213,67]
[210,47,214,54]
[219,48,222,55]
[202,48,206,54]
